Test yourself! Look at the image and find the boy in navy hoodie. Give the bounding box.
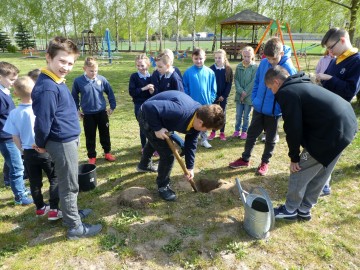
[32,37,102,240]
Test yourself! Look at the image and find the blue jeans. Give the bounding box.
[0,141,26,198]
[235,103,252,132]
[170,132,184,149]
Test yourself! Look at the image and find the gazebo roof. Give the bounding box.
[221,9,272,26]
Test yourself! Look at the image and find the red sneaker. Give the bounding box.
[36,204,50,217]
[104,153,116,162]
[48,209,63,221]
[229,158,249,168]
[88,158,96,164]
[257,162,269,176]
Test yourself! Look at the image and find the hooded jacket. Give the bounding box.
[252,45,297,116]
[275,72,358,166]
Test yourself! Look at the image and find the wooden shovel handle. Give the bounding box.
[165,136,198,192]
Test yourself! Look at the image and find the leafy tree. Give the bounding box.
[14,23,35,50]
[0,31,11,52]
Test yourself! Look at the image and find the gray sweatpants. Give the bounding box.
[285,149,341,213]
[46,139,81,229]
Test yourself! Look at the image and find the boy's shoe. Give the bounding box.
[321,185,331,196]
[158,185,176,201]
[15,195,33,206]
[257,162,269,176]
[275,134,280,143]
[78,209,92,219]
[297,210,312,221]
[104,153,116,162]
[208,131,216,140]
[48,209,63,221]
[136,163,158,173]
[201,140,212,149]
[219,132,226,141]
[240,132,247,140]
[261,133,266,142]
[153,151,159,157]
[232,131,240,137]
[88,158,96,165]
[274,205,297,220]
[229,158,249,169]
[36,204,50,217]
[67,223,103,240]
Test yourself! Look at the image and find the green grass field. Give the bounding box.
[0,52,359,269]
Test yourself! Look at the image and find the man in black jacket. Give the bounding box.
[265,66,357,221]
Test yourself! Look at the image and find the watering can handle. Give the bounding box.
[250,186,276,230]
[235,178,248,206]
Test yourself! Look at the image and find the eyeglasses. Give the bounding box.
[326,39,340,51]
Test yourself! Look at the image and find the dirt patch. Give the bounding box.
[196,178,233,193]
[117,187,154,209]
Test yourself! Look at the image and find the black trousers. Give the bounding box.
[83,111,111,158]
[242,110,280,164]
[23,149,59,209]
[137,110,174,189]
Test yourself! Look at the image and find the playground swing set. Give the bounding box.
[254,20,321,72]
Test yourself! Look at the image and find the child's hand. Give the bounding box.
[218,96,224,102]
[290,162,301,173]
[107,108,113,116]
[316,73,332,81]
[155,128,169,140]
[78,110,84,119]
[142,84,154,91]
[32,144,46,153]
[184,169,194,182]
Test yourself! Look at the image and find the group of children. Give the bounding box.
[129,47,258,152]
[1,27,359,238]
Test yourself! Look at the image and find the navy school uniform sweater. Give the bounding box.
[129,72,155,104]
[0,91,15,142]
[141,90,201,169]
[209,64,233,101]
[32,72,81,148]
[151,69,184,93]
[72,74,116,114]
[322,52,360,102]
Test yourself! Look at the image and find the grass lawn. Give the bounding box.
[0,52,359,269]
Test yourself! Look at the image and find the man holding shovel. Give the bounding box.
[265,66,357,221]
[136,90,225,201]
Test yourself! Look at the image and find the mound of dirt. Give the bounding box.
[117,187,154,209]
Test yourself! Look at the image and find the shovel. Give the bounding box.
[164,136,198,192]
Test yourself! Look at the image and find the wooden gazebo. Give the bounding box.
[220,9,272,59]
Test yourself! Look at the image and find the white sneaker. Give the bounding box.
[201,140,212,149]
[275,134,280,143]
[261,133,266,142]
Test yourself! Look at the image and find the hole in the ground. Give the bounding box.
[196,178,221,193]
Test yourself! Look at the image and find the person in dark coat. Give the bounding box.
[265,66,358,221]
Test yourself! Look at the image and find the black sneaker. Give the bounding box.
[274,204,297,220]
[67,223,102,240]
[297,210,312,221]
[78,209,92,219]
[136,163,158,173]
[158,185,176,201]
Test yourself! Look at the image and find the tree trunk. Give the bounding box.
[348,0,360,43]
[158,0,163,51]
